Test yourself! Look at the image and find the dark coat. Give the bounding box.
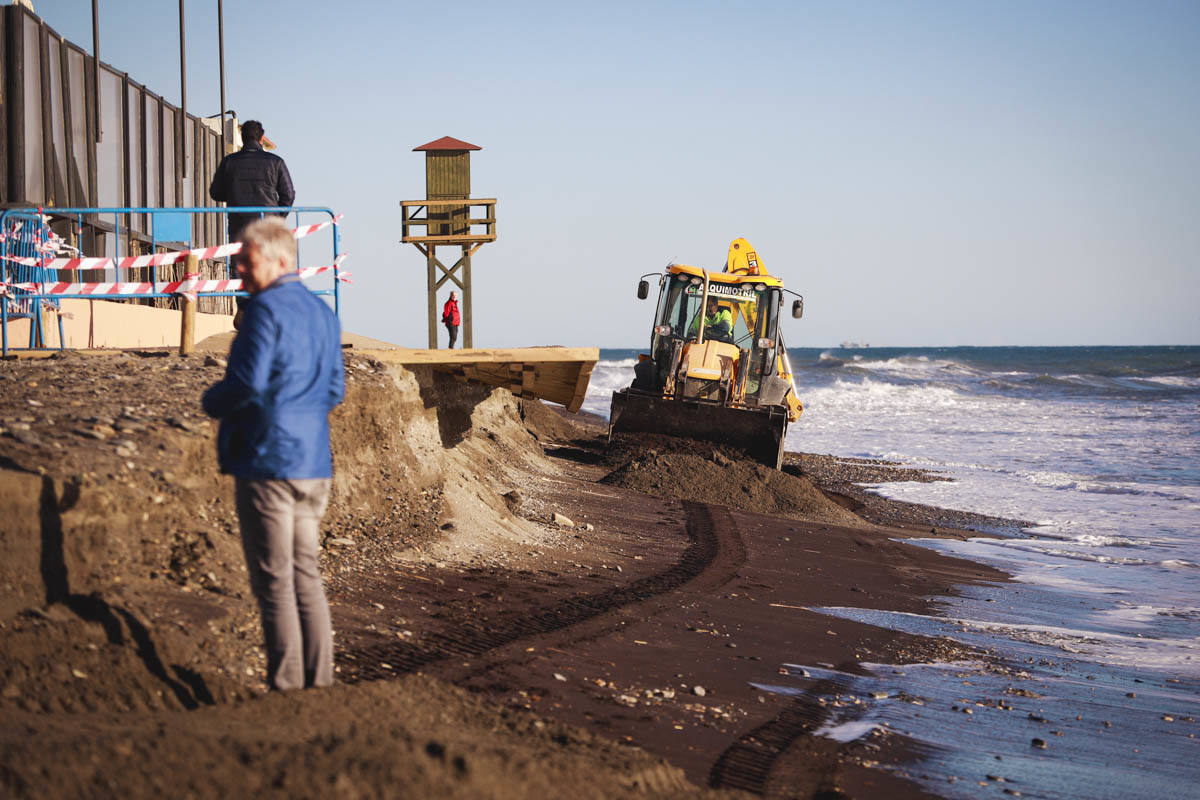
[202,274,343,479]
[209,141,296,238]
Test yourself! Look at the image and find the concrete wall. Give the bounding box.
[4,298,233,349]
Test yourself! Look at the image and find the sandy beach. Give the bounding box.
[0,346,1143,798]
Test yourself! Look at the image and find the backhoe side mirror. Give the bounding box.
[792,298,804,319]
[637,280,650,300]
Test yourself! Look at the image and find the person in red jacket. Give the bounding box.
[441,291,461,349]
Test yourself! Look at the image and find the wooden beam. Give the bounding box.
[400,198,496,207]
[426,245,437,348]
[401,234,496,244]
[179,254,198,354]
[375,346,599,365]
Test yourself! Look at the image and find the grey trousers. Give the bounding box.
[235,478,334,691]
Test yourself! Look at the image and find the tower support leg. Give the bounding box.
[426,246,438,348]
[462,245,473,348]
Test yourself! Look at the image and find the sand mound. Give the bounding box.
[0,351,567,716]
[601,436,865,527]
[517,397,591,444]
[0,673,704,799]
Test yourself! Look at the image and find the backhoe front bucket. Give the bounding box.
[608,389,789,469]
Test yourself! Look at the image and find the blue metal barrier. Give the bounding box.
[1,206,342,356]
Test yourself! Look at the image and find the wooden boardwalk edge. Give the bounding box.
[363,346,600,413]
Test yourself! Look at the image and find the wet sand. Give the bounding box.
[0,350,1014,798]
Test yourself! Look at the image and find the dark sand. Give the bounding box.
[0,350,1013,798]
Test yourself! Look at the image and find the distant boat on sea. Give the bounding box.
[839,341,870,348]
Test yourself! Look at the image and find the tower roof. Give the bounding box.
[413,136,481,152]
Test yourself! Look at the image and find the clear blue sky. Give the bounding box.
[28,0,1200,346]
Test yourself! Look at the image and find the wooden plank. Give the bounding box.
[568,360,597,413]
[425,247,437,349]
[462,246,473,348]
[400,198,496,207]
[373,346,599,365]
[401,234,496,244]
[179,254,198,354]
[405,216,495,226]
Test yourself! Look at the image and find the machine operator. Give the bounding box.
[688,296,734,343]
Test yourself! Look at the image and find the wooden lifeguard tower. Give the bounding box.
[401,137,497,348]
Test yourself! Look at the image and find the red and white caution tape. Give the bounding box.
[1,214,342,271]
[1,255,348,298]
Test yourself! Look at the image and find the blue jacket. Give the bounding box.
[202,274,344,479]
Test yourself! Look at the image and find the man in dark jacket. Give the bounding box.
[441,290,460,348]
[209,120,295,241]
[202,217,343,691]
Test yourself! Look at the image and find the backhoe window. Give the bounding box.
[697,282,761,348]
[658,275,706,338]
[649,275,671,354]
[657,276,772,349]
[745,288,781,396]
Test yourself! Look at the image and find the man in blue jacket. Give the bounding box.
[202,217,344,691]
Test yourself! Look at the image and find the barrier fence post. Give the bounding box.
[37,303,51,348]
[179,253,198,355]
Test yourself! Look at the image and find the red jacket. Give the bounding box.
[441,298,460,326]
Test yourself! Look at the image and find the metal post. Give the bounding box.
[217,0,226,155]
[462,245,473,348]
[178,0,187,178]
[91,0,101,143]
[426,247,438,348]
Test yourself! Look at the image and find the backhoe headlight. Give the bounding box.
[757,337,774,349]
[754,283,766,292]
[654,324,672,336]
[690,277,702,286]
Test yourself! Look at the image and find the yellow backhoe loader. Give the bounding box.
[609,238,804,468]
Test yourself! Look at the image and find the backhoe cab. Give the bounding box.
[609,238,803,468]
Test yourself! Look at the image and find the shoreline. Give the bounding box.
[0,350,1019,798]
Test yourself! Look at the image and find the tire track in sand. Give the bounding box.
[338,500,746,683]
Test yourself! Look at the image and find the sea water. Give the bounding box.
[584,346,1200,798]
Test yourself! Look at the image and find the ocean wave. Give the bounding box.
[977,371,1200,398]
[1020,545,1151,566]
[1073,534,1144,548]
[814,606,1200,668]
[800,377,965,413]
[816,351,862,368]
[593,357,639,370]
[1142,376,1200,388]
[836,355,984,381]
[1022,471,1197,501]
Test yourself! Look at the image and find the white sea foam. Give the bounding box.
[814,719,879,743]
[1017,545,1152,566]
[1142,375,1200,388]
[813,606,1200,673]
